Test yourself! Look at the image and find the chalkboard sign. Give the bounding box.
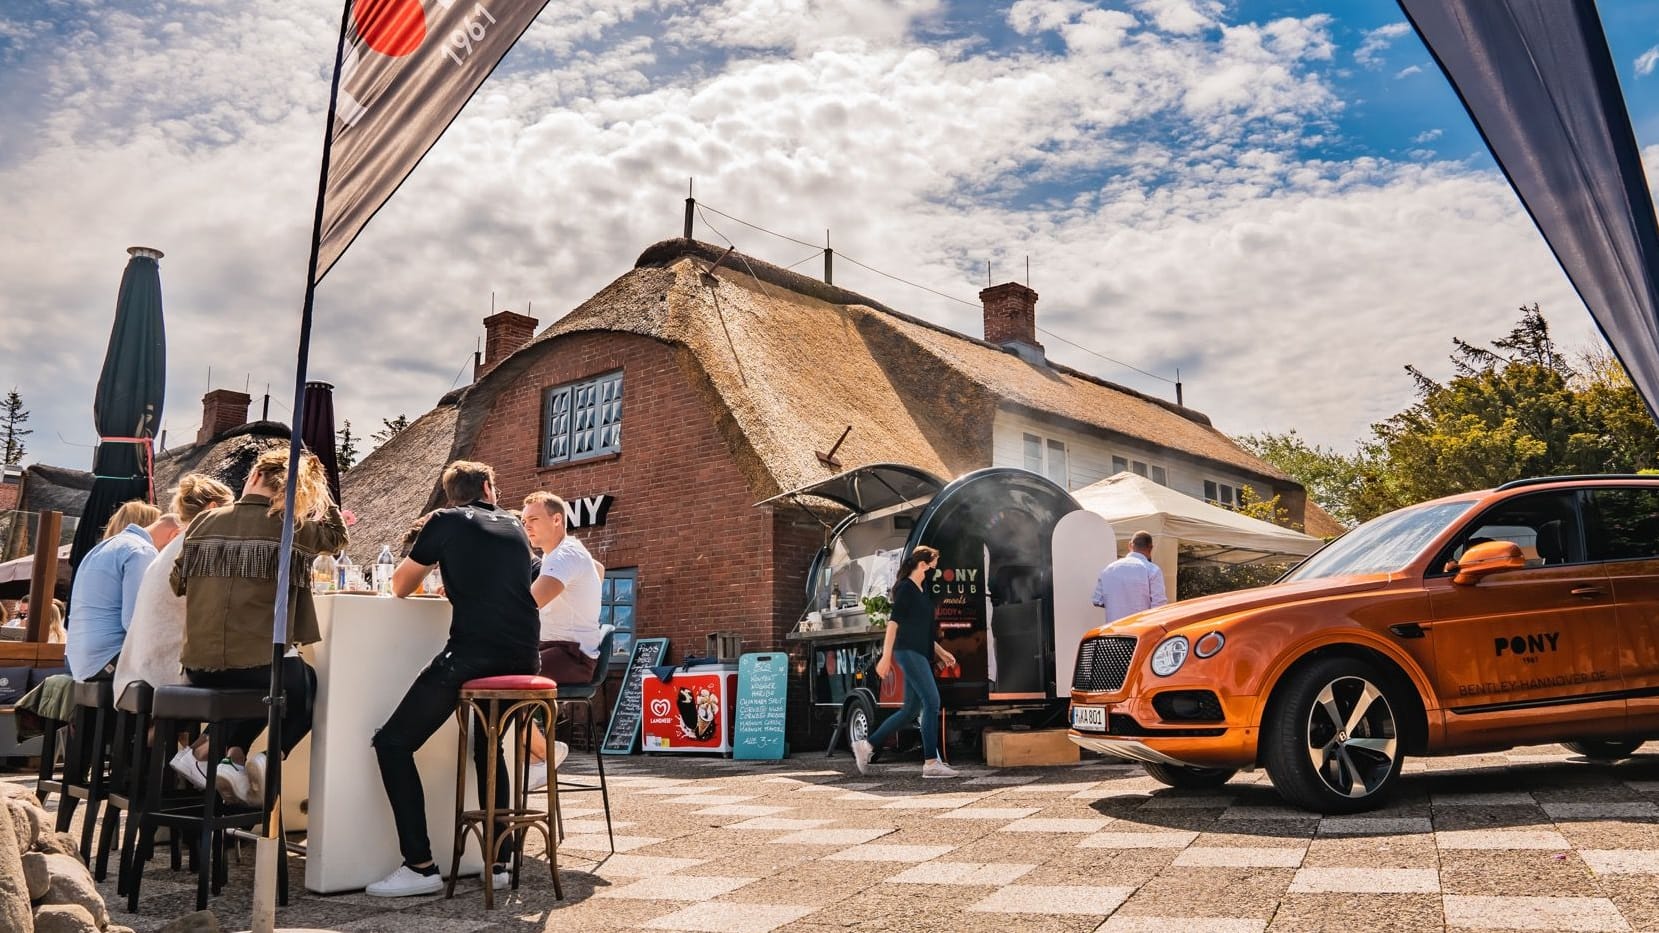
[733,652,788,760]
[602,637,668,756]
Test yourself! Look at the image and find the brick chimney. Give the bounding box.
[475,310,539,380]
[980,282,1043,361]
[198,389,251,445]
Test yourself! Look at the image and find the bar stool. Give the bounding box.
[95,681,169,890]
[545,625,616,853]
[58,679,116,860]
[447,674,563,909]
[128,685,280,913]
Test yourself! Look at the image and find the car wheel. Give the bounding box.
[1142,762,1238,789]
[1263,656,1406,813]
[1564,738,1644,760]
[844,693,876,753]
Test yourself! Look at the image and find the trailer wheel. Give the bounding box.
[843,693,876,753]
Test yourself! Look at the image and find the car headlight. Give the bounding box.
[1150,636,1189,677]
[1194,631,1225,659]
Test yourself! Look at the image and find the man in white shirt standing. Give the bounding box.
[1092,530,1169,624]
[521,491,603,791]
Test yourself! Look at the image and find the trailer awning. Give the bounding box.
[756,463,944,514]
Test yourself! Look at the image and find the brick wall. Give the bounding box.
[467,331,789,661]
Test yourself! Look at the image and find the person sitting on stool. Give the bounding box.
[366,460,540,898]
[518,491,602,792]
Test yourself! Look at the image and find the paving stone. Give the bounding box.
[1317,816,1432,835]
[1078,831,1199,849]
[1436,828,1573,849]
[823,843,956,862]
[1097,918,1266,933]
[1442,895,1631,931]
[596,874,757,901]
[1267,893,1446,932]
[722,817,834,831]
[885,861,1037,885]
[641,902,814,932]
[937,807,1042,820]
[768,827,894,846]
[1287,867,1439,893]
[998,817,1113,833]
[967,884,1135,915]
[693,804,794,817]
[1581,849,1659,874]
[1172,847,1306,868]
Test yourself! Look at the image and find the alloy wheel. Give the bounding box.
[1305,675,1397,799]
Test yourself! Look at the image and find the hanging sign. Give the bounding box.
[733,652,789,760]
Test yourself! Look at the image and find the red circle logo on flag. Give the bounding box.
[352,0,427,57]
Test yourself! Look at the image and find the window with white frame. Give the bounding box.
[1204,480,1240,508]
[542,371,623,467]
[1113,455,1166,486]
[1022,433,1070,488]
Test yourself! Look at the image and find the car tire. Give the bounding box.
[1564,738,1644,761]
[1263,656,1406,814]
[1142,762,1238,789]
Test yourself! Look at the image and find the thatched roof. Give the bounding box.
[153,420,292,499]
[348,238,1307,547]
[17,464,94,517]
[337,394,461,564]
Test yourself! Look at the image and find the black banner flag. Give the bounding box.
[316,0,550,281]
[1398,0,1659,420]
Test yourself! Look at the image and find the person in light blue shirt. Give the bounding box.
[66,504,179,680]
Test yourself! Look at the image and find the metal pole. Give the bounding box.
[255,3,352,928]
[824,230,833,285]
[25,510,61,643]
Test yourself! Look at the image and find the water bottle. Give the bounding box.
[335,552,354,591]
[311,552,337,593]
[374,545,396,595]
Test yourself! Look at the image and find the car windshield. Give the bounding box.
[1283,500,1475,582]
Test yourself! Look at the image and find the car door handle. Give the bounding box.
[1571,586,1606,598]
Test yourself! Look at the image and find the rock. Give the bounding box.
[108,927,135,933]
[40,853,106,930]
[156,910,221,933]
[22,852,50,900]
[10,798,46,851]
[32,833,80,859]
[0,782,44,808]
[34,903,99,933]
[0,806,33,933]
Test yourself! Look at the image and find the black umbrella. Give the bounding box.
[69,247,167,573]
[300,381,341,507]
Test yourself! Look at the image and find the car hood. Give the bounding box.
[1089,574,1393,640]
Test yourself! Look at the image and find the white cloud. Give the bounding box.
[1394,64,1422,79]
[1128,0,1221,36]
[1355,21,1410,67]
[1637,45,1659,77]
[0,0,1617,474]
[1412,128,1443,144]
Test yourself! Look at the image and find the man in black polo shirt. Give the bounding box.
[365,460,541,898]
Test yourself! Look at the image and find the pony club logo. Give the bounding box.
[336,0,499,127]
[648,698,673,718]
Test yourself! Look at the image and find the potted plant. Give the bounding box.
[861,594,890,629]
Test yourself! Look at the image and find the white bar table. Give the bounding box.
[300,593,487,893]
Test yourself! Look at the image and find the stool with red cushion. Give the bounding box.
[447,674,563,909]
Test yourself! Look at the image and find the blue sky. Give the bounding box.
[1,0,1656,473]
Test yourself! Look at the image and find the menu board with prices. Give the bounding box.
[601,637,669,756]
[733,652,789,760]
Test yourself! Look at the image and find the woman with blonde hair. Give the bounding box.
[113,473,236,707]
[102,500,162,540]
[66,499,179,680]
[169,450,346,804]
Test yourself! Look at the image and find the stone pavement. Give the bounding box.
[19,743,1659,931]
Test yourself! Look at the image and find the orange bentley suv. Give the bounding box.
[1069,475,1659,813]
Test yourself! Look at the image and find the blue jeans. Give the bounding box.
[864,648,941,761]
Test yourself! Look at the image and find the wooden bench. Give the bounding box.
[0,642,66,764]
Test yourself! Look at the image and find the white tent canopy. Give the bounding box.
[1072,472,1325,599]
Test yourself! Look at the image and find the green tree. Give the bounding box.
[1356,305,1657,519]
[336,420,359,472]
[1,388,30,466]
[1235,430,1369,528]
[370,414,409,447]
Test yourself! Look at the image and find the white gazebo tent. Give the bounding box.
[1071,472,1326,601]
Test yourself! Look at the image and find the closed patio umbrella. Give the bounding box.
[300,381,341,507]
[69,247,167,573]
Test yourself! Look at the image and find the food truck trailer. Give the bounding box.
[764,464,1116,756]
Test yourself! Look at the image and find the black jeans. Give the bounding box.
[373,650,537,867]
[184,657,317,757]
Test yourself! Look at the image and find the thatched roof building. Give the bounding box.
[337,395,461,563]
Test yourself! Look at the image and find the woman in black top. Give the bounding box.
[852,545,959,779]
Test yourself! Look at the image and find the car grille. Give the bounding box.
[1073,636,1137,693]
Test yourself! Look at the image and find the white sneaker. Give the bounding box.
[851,739,873,776]
[215,761,258,806]
[491,867,511,888]
[922,758,959,779]
[366,864,444,897]
[245,752,267,804]
[169,745,208,790]
[526,759,548,793]
[552,740,569,769]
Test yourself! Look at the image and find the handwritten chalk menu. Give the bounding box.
[733,652,789,760]
[602,638,669,756]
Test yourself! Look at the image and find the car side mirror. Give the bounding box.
[1448,540,1526,585]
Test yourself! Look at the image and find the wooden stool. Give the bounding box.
[446,674,562,909]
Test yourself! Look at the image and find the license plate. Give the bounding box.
[1071,704,1106,732]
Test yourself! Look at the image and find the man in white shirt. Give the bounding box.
[1092,530,1169,624]
[521,491,604,790]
